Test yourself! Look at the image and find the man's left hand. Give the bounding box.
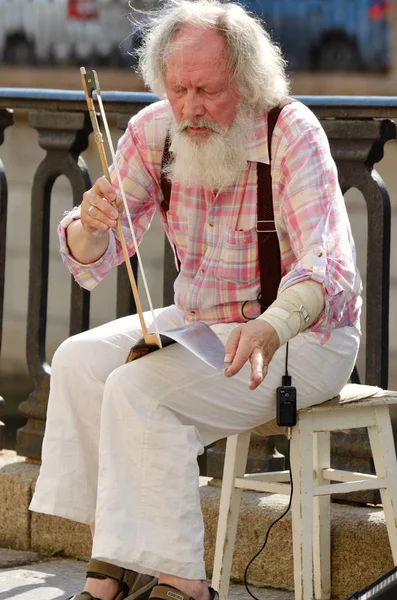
[224,320,280,390]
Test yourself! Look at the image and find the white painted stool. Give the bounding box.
[211,384,397,600]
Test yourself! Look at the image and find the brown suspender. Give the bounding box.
[160,132,172,216]
[159,98,294,314]
[256,98,294,310]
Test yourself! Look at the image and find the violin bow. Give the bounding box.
[80,67,161,357]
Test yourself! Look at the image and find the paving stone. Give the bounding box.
[0,557,86,599]
[228,584,294,600]
[0,548,40,568]
[0,556,294,600]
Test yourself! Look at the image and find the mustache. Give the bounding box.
[177,119,227,135]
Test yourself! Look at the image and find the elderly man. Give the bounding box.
[30,1,362,600]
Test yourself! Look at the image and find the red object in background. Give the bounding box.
[68,0,98,20]
[369,1,390,21]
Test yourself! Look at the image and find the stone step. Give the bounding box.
[201,481,394,599]
[0,450,394,599]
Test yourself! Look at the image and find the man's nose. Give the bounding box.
[182,89,205,120]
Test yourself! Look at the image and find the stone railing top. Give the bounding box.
[1,90,397,119]
[0,89,156,114]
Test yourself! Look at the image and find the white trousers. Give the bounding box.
[30,305,359,580]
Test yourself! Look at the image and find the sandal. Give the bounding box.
[148,584,218,600]
[69,558,158,600]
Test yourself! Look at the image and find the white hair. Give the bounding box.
[136,0,290,113]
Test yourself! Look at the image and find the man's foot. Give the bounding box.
[150,584,218,600]
[83,576,119,600]
[158,575,211,600]
[69,559,157,600]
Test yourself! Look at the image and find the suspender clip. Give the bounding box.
[256,220,276,233]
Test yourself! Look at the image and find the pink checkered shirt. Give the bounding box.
[59,100,362,343]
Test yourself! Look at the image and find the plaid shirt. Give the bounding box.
[59,100,362,343]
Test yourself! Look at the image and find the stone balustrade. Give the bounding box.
[0,91,395,491]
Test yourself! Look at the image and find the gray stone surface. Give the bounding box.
[0,556,86,600]
[0,549,40,568]
[0,554,295,600]
[228,585,294,600]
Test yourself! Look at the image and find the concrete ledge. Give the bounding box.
[202,483,393,599]
[0,455,38,550]
[0,451,394,599]
[31,512,92,559]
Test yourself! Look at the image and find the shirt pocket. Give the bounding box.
[215,227,259,284]
[166,212,188,259]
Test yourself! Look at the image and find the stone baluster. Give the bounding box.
[0,109,14,360]
[16,110,93,460]
[323,118,396,389]
[0,108,14,450]
[323,117,396,503]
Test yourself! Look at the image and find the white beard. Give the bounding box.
[164,108,254,190]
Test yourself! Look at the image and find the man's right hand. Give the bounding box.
[65,177,124,264]
[81,176,123,235]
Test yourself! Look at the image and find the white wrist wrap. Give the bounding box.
[257,280,325,346]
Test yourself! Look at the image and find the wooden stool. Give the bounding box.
[211,384,397,600]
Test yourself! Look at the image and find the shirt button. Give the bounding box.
[189,310,196,316]
[200,269,205,275]
[316,250,323,257]
[208,221,215,227]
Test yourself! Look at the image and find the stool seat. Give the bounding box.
[211,383,397,600]
[252,384,397,437]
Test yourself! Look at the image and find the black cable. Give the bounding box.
[241,292,267,321]
[282,342,291,387]
[285,341,289,375]
[243,432,293,600]
[242,335,294,600]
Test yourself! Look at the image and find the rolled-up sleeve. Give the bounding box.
[275,104,362,327]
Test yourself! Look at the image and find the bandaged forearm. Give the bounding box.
[257,280,325,346]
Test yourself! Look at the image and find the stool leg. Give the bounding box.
[368,406,397,562]
[313,432,331,600]
[290,416,314,600]
[212,430,251,600]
